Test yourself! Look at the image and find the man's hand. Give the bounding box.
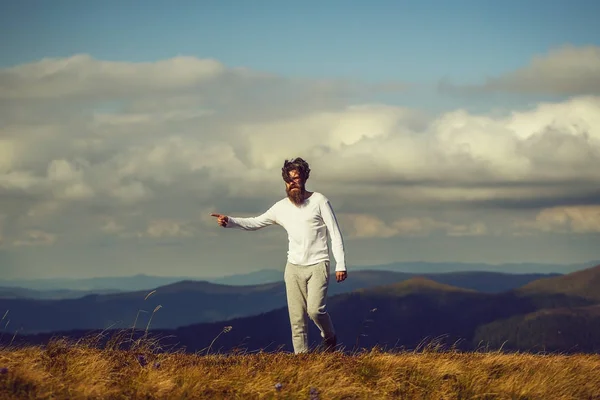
[336,271,347,283]
[210,213,229,227]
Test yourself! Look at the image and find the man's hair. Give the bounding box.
[282,157,311,182]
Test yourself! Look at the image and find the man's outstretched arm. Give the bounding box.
[211,206,277,231]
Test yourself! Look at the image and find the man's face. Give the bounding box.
[285,169,305,204]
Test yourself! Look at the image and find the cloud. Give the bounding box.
[47,159,95,200]
[341,214,399,238]
[515,205,600,234]
[0,53,599,252]
[0,54,225,99]
[100,217,124,234]
[137,219,195,239]
[341,214,488,239]
[440,45,600,95]
[12,230,56,247]
[0,214,4,246]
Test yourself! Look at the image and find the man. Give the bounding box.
[211,157,347,354]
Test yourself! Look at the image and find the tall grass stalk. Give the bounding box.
[0,310,8,344]
[144,305,162,337]
[206,325,232,355]
[130,290,158,342]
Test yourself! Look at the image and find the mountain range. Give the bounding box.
[140,262,600,354]
[0,287,121,300]
[3,264,600,354]
[0,270,556,334]
[1,259,597,292]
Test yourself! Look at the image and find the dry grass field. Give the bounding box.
[1,335,599,399]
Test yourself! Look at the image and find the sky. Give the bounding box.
[1,0,600,279]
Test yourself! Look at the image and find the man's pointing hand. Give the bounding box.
[210,213,229,227]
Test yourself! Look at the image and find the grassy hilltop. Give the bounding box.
[1,337,599,399]
[2,264,600,398]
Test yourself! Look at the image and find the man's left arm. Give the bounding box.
[320,198,347,282]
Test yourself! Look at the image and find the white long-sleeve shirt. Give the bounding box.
[225,192,346,272]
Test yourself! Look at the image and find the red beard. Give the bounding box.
[286,185,305,205]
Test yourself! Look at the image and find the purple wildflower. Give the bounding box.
[0,367,7,375]
[137,355,147,367]
[153,362,161,369]
[309,387,320,400]
[275,382,283,391]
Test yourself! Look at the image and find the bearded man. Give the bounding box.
[211,157,347,353]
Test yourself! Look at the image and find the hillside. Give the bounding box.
[0,270,556,300]
[0,287,121,300]
[4,265,599,354]
[360,276,476,296]
[0,280,288,334]
[474,304,600,352]
[0,274,189,292]
[423,271,560,293]
[5,275,561,354]
[516,263,600,301]
[0,272,412,334]
[1,259,576,291]
[474,264,600,352]
[0,270,551,334]
[352,260,597,275]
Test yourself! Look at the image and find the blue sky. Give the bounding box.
[2,0,599,83]
[1,1,599,279]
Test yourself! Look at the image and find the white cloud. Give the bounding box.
[0,139,16,173]
[109,181,152,203]
[440,45,600,95]
[340,214,399,238]
[341,214,488,239]
[515,206,600,234]
[13,230,57,247]
[0,53,599,256]
[0,171,44,192]
[0,54,226,99]
[0,214,5,246]
[138,219,195,239]
[100,217,124,234]
[238,104,413,169]
[21,201,63,227]
[47,159,95,200]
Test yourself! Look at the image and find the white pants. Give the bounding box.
[284,260,336,353]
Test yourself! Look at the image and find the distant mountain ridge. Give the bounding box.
[0,287,121,300]
[1,259,597,292]
[0,270,558,334]
[0,274,188,292]
[9,263,600,354]
[364,276,477,296]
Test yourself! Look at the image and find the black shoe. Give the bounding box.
[323,335,337,352]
